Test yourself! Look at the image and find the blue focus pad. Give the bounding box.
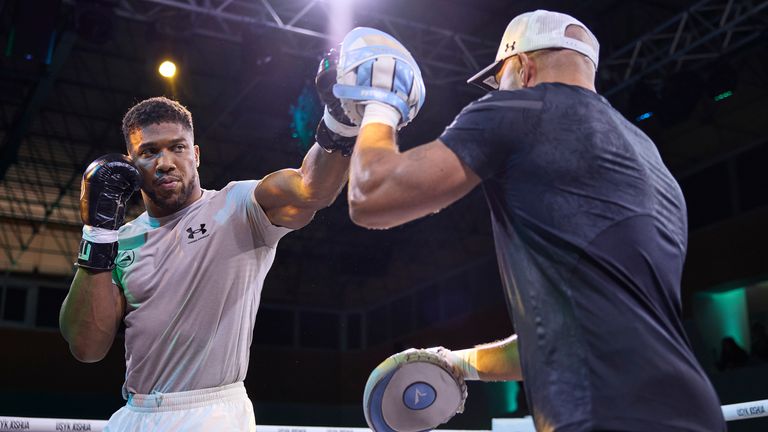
[334,27,426,128]
[363,349,467,432]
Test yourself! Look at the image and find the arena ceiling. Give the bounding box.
[0,0,766,309]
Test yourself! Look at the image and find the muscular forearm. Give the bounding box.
[299,143,351,207]
[350,124,460,228]
[455,335,523,381]
[349,123,398,196]
[348,124,421,227]
[60,269,124,363]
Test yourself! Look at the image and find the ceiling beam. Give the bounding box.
[0,32,77,182]
[600,0,768,96]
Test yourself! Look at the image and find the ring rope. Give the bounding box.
[1,400,766,432]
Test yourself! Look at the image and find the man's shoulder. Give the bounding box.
[216,180,261,202]
[219,180,261,193]
[465,88,546,113]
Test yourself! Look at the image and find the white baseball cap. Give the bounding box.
[468,10,600,91]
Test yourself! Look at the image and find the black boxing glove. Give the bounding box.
[315,48,358,156]
[76,154,141,271]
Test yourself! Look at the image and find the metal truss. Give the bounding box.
[0,29,149,275]
[600,0,768,96]
[110,0,498,85]
[111,0,768,93]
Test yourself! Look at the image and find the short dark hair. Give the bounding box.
[122,97,194,150]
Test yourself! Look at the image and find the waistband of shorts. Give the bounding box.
[126,382,248,412]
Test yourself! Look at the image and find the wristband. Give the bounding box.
[76,225,119,271]
[323,107,359,137]
[82,225,119,243]
[316,120,356,157]
[361,102,401,130]
[75,238,118,271]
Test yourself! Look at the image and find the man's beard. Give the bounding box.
[146,173,197,214]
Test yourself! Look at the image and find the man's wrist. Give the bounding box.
[361,102,400,130]
[75,238,118,271]
[323,107,359,138]
[82,225,119,243]
[452,348,480,380]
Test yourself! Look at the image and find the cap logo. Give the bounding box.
[505,41,516,53]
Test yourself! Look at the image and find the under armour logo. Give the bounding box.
[505,41,516,52]
[186,224,207,239]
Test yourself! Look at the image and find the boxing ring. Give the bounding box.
[1,398,765,432]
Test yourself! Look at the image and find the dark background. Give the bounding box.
[1,0,767,430]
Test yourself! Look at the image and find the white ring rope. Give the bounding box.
[721,398,768,422]
[0,400,766,432]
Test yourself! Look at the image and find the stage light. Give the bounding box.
[706,62,738,103]
[158,60,176,78]
[627,81,660,126]
[290,83,322,151]
[635,112,653,122]
[328,0,353,48]
[714,90,733,102]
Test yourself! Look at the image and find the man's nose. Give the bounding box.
[156,150,176,171]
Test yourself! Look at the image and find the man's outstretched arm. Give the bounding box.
[255,143,350,230]
[452,335,523,382]
[348,123,481,229]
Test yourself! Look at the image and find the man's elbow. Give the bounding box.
[348,164,401,228]
[68,341,109,363]
[348,195,395,230]
[304,187,342,212]
[62,327,111,363]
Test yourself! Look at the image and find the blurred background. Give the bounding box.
[0,0,767,430]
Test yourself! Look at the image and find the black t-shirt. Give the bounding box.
[440,83,725,432]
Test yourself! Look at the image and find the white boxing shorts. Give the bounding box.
[105,382,256,432]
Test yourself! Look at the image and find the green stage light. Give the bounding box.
[290,83,322,151]
[714,90,733,102]
[501,381,520,413]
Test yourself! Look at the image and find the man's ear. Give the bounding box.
[518,52,533,87]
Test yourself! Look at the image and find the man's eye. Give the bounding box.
[174,145,185,151]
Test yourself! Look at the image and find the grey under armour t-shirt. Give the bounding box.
[112,180,291,398]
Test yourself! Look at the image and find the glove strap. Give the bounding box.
[323,107,358,138]
[316,120,356,157]
[75,226,119,271]
[333,84,411,123]
[82,225,119,243]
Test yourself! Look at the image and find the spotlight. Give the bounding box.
[628,81,660,125]
[635,112,654,122]
[158,60,176,78]
[713,90,733,102]
[706,62,738,102]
